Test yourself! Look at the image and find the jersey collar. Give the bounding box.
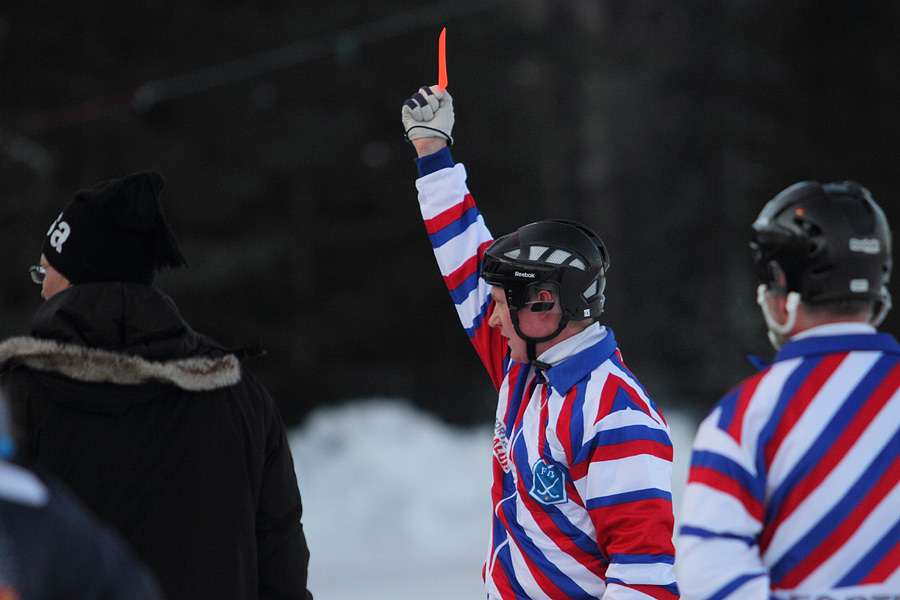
[774,329,900,364]
[536,324,618,394]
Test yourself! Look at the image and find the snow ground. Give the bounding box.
[290,399,700,600]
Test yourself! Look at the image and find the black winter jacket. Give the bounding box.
[0,283,312,600]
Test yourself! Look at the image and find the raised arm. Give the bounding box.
[402,85,508,389]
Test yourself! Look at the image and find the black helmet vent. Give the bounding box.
[799,221,822,239]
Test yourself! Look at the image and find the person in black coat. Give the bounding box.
[0,172,312,600]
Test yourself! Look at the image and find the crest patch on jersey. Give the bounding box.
[529,459,567,505]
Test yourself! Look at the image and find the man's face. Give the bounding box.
[488,286,559,363]
[40,254,72,300]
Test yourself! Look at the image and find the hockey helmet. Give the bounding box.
[750,180,892,305]
[481,219,609,324]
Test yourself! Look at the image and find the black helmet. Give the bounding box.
[750,180,892,305]
[481,219,609,326]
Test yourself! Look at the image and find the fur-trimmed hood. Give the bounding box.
[0,336,240,391]
[0,282,244,393]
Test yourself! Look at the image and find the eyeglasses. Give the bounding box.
[29,265,46,285]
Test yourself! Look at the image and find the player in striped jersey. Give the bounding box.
[402,85,679,600]
[676,180,898,600]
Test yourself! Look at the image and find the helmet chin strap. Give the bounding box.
[756,284,801,351]
[757,284,891,350]
[871,288,893,328]
[509,309,570,363]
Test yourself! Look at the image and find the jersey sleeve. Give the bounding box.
[675,399,772,600]
[415,160,508,390]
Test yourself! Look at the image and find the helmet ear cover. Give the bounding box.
[750,227,802,291]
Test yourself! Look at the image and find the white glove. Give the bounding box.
[401,85,454,144]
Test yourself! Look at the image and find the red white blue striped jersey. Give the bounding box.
[676,323,900,600]
[415,150,679,600]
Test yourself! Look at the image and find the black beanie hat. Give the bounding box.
[42,171,187,285]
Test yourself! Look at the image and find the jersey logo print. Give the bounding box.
[530,459,567,505]
[493,420,510,473]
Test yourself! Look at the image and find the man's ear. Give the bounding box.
[530,288,557,315]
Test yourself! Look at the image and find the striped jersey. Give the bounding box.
[415,150,679,600]
[676,322,900,600]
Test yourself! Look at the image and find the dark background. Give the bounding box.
[2,0,899,428]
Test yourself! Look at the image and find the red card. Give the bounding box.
[437,27,448,91]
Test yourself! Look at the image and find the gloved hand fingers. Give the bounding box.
[404,87,440,121]
[401,85,454,144]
